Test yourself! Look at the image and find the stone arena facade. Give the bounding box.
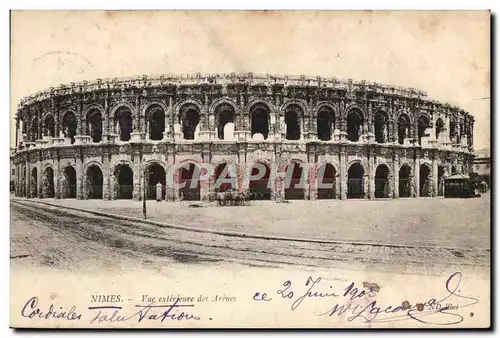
[13,73,475,201]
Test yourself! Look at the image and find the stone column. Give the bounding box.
[54,154,61,199]
[25,161,30,198]
[76,156,83,199]
[133,150,142,200]
[130,95,142,142]
[307,153,316,200]
[37,159,42,198]
[103,96,110,141]
[393,153,399,198]
[340,147,347,200]
[432,155,438,197]
[102,150,110,200]
[413,155,420,198]
[368,148,375,199]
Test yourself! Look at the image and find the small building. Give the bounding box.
[444,174,475,198]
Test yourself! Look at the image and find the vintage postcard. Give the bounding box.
[9,10,491,328]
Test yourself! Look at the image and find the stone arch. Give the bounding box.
[435,117,445,141]
[110,101,135,119]
[283,159,306,200]
[209,97,239,116]
[212,161,238,193]
[417,114,431,145]
[176,100,202,140]
[419,162,432,197]
[246,160,272,200]
[248,100,273,140]
[113,162,134,199]
[61,110,77,142]
[347,161,366,199]
[174,99,204,121]
[141,100,169,117]
[83,160,103,173]
[312,102,338,117]
[144,103,166,141]
[212,100,237,140]
[283,103,305,140]
[245,99,275,115]
[60,165,77,198]
[344,104,367,119]
[85,163,104,199]
[399,163,412,197]
[316,161,339,200]
[85,107,103,143]
[345,107,365,142]
[82,103,105,117]
[374,163,391,198]
[176,160,202,201]
[42,165,55,198]
[30,116,39,142]
[43,113,56,137]
[280,99,309,117]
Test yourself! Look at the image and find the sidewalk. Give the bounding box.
[14,196,490,249]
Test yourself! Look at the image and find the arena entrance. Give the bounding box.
[30,168,38,198]
[347,163,364,199]
[285,162,305,200]
[178,163,201,201]
[317,163,336,199]
[214,163,236,193]
[147,163,166,200]
[374,164,390,198]
[86,165,103,199]
[43,167,55,198]
[399,165,411,197]
[419,164,431,197]
[62,166,77,198]
[115,164,134,199]
[248,163,271,200]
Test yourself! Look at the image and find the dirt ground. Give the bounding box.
[47,194,490,248]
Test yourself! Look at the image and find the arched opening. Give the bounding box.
[30,167,38,198]
[115,164,133,199]
[449,120,458,143]
[86,165,103,199]
[86,109,103,143]
[62,112,77,144]
[317,106,334,141]
[147,105,165,141]
[435,118,444,141]
[42,167,55,198]
[347,163,364,198]
[180,105,200,140]
[347,109,363,142]
[451,165,457,175]
[147,163,166,200]
[438,166,446,196]
[285,105,302,140]
[248,163,271,200]
[397,114,410,145]
[44,115,55,138]
[419,164,431,197]
[250,103,269,139]
[62,166,77,198]
[214,163,236,193]
[317,163,336,199]
[399,165,411,197]
[374,111,389,144]
[417,115,430,145]
[178,163,201,201]
[285,162,305,200]
[31,117,39,142]
[374,164,390,198]
[115,107,133,141]
[215,103,235,140]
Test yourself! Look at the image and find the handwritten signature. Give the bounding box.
[254,272,479,325]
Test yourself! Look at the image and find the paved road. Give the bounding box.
[10,199,490,277]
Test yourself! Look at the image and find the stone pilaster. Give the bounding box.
[368,148,375,199]
[76,155,83,200]
[414,154,420,198]
[340,147,347,200]
[393,153,399,198]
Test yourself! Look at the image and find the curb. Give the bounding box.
[11,198,487,252]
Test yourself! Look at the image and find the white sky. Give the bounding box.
[10,10,490,150]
